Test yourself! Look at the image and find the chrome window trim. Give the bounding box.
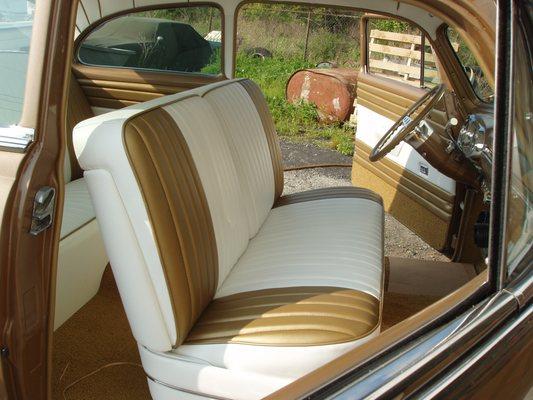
[488,0,516,290]
[327,290,517,400]
[410,303,532,400]
[505,256,533,309]
[0,126,34,152]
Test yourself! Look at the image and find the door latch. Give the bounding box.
[30,186,55,235]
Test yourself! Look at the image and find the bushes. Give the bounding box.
[235,54,356,156]
[237,8,361,67]
[234,4,361,156]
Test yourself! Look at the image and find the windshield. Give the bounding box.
[446,27,494,103]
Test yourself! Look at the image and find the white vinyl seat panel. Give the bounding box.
[55,177,108,329]
[202,82,276,238]
[217,197,384,299]
[74,79,385,399]
[60,178,96,239]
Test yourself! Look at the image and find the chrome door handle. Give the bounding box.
[30,186,55,235]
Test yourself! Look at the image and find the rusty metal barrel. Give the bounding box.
[286,68,358,123]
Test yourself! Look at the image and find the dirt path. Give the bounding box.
[280,140,449,261]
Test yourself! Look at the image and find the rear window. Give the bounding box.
[78,6,222,75]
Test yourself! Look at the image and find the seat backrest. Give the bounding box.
[65,74,93,182]
[73,79,283,351]
[200,80,284,236]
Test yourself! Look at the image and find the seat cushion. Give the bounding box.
[60,178,96,239]
[73,79,385,399]
[151,188,384,393]
[216,189,384,300]
[186,286,379,346]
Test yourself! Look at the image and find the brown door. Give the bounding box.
[71,64,225,109]
[352,16,459,252]
[71,5,226,111]
[0,0,76,398]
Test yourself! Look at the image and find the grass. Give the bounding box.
[235,54,356,156]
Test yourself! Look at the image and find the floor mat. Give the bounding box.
[52,267,150,400]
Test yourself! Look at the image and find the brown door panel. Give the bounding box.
[357,73,447,130]
[72,64,226,109]
[353,72,456,251]
[353,141,454,250]
[356,73,426,121]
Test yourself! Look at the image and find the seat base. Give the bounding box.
[141,191,384,399]
[147,379,213,400]
[140,345,291,400]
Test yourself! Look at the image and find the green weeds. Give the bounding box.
[235,54,355,156]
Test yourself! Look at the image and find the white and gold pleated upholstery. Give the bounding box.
[217,197,383,299]
[164,98,250,286]
[74,79,384,400]
[202,82,277,237]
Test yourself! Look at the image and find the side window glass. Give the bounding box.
[506,18,532,279]
[367,18,441,88]
[447,27,494,102]
[0,0,35,126]
[234,4,362,156]
[78,7,222,75]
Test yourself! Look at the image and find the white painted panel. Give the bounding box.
[356,105,456,194]
[55,219,108,330]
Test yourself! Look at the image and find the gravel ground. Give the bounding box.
[280,140,449,262]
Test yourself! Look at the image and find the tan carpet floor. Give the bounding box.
[52,267,150,400]
[52,266,441,399]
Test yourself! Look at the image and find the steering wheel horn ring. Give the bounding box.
[368,84,446,162]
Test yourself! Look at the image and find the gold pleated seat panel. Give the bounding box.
[186,286,380,346]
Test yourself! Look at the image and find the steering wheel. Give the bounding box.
[369,84,445,162]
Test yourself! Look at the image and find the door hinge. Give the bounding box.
[30,186,55,235]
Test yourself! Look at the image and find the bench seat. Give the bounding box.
[73,79,384,399]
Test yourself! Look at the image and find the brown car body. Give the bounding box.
[0,0,530,399]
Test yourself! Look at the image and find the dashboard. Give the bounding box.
[456,113,494,201]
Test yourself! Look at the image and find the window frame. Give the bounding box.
[361,14,439,89]
[503,0,533,284]
[73,2,226,79]
[444,26,495,104]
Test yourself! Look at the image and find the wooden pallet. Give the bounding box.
[368,29,459,86]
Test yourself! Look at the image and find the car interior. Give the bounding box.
[50,1,496,399]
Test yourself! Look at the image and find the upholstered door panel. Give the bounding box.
[72,64,225,110]
[353,73,456,250]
